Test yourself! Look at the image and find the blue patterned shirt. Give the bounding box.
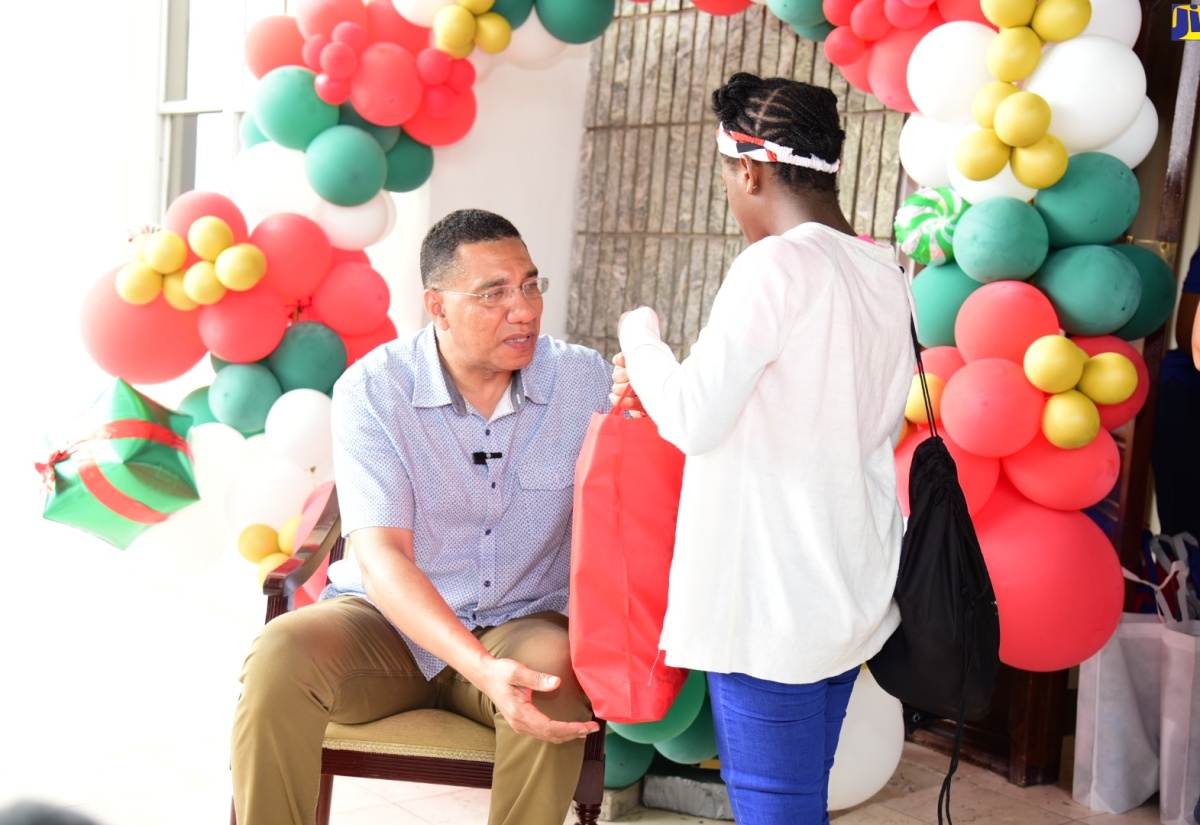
[322,325,613,679]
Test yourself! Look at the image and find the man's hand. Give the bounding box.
[478,658,600,744]
[610,352,646,416]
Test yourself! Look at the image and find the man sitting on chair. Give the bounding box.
[231,209,612,825]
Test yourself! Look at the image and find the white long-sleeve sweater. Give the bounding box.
[618,222,916,684]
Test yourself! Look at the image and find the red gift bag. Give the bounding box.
[569,401,689,724]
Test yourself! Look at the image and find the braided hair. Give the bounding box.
[712,72,845,194]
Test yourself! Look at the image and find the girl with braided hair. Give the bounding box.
[611,73,916,824]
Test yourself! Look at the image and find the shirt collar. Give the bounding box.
[411,324,551,414]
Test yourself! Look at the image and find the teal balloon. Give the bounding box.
[792,20,835,41]
[268,321,347,394]
[911,262,983,347]
[952,197,1049,283]
[178,386,218,431]
[1110,244,1179,341]
[209,364,283,436]
[654,695,718,765]
[493,0,534,28]
[305,125,388,207]
[1033,152,1140,247]
[535,0,616,44]
[211,354,270,372]
[608,670,707,744]
[768,0,829,27]
[1034,245,1142,336]
[254,66,339,150]
[339,102,401,152]
[604,730,656,789]
[240,112,269,149]
[384,131,435,193]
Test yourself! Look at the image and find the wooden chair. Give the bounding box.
[230,485,607,825]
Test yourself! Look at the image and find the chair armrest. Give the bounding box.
[263,486,342,602]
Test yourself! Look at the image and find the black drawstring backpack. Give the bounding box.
[867,320,1002,825]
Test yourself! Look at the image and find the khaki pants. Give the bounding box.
[231,596,590,825]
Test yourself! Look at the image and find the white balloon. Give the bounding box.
[947,156,1036,204]
[126,499,228,578]
[224,457,315,535]
[468,48,500,85]
[899,115,967,188]
[391,0,454,28]
[308,191,394,250]
[1083,95,1158,170]
[828,668,905,811]
[188,422,250,501]
[907,22,997,125]
[264,390,334,477]
[1080,0,1142,47]
[506,5,569,69]
[1023,35,1146,151]
[231,141,321,219]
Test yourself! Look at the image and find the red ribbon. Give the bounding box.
[36,419,194,524]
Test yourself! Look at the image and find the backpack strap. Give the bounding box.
[910,318,939,439]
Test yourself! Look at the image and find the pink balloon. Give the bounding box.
[1001,429,1120,511]
[974,478,1124,671]
[824,26,866,65]
[691,0,754,13]
[403,88,477,146]
[197,286,289,363]
[837,49,873,93]
[918,345,966,381]
[341,316,398,364]
[320,41,359,79]
[864,11,942,113]
[824,0,860,26]
[936,0,993,24]
[955,281,1061,363]
[1071,335,1150,431]
[163,191,249,245]
[312,262,391,335]
[250,213,334,302]
[245,16,306,80]
[332,21,368,51]
[364,0,431,54]
[296,0,368,39]
[303,33,330,70]
[895,428,999,515]
[850,0,891,40]
[940,358,1044,457]
[884,0,929,27]
[350,42,423,127]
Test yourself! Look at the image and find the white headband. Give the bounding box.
[716,126,841,174]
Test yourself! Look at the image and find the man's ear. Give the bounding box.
[424,288,449,330]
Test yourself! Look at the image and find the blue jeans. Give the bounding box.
[707,666,860,825]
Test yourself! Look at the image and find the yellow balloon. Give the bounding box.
[1023,334,1086,393]
[142,229,188,275]
[278,514,304,556]
[993,91,1052,147]
[982,0,1037,28]
[188,216,234,262]
[474,12,512,53]
[162,271,199,311]
[434,4,477,51]
[904,373,946,425]
[129,231,153,262]
[1010,133,1069,189]
[441,39,475,59]
[457,0,494,12]
[239,523,281,564]
[972,81,1019,129]
[985,26,1043,83]
[115,261,164,305]
[183,260,229,305]
[1031,0,1092,41]
[1076,352,1138,405]
[955,128,1012,181]
[216,243,267,291]
[256,552,293,586]
[1042,390,1101,450]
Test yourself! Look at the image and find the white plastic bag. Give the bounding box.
[1159,613,1200,825]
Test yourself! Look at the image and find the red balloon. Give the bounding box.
[1001,429,1120,511]
[884,0,929,27]
[296,0,368,39]
[423,86,458,119]
[350,42,423,127]
[245,16,306,79]
[403,88,477,146]
[919,345,966,381]
[864,11,942,112]
[198,286,289,363]
[341,316,398,364]
[974,478,1124,671]
[365,0,432,53]
[895,428,999,516]
[417,47,453,85]
[303,33,331,70]
[850,0,891,40]
[1071,335,1150,430]
[447,59,476,93]
[80,267,208,385]
[250,213,334,302]
[837,49,873,93]
[332,21,368,51]
[330,247,371,267]
[936,0,993,24]
[824,0,860,27]
[315,73,352,105]
[163,191,249,245]
[954,280,1060,363]
[691,0,754,13]
[940,358,1044,457]
[824,26,866,65]
[312,262,391,335]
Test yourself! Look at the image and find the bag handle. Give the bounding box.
[910,319,938,439]
[1124,561,1190,623]
[609,384,635,417]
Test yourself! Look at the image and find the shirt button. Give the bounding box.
[483,580,491,587]
[485,528,492,536]
[485,428,491,436]
[491,481,496,489]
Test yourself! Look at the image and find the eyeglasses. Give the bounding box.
[435,277,550,308]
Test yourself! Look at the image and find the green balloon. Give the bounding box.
[911,262,983,347]
[792,20,835,41]
[208,364,282,436]
[952,197,1048,283]
[535,0,616,44]
[654,695,718,765]
[608,670,707,744]
[178,386,218,431]
[211,354,270,372]
[268,321,347,394]
[1033,152,1140,247]
[1111,244,1178,341]
[306,125,388,207]
[339,102,401,152]
[1034,245,1142,336]
[493,0,534,28]
[254,66,339,150]
[384,131,435,193]
[604,730,656,789]
[768,0,828,27]
[240,112,269,150]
